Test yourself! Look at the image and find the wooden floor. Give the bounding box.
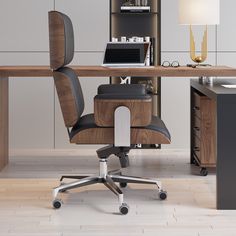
[0,148,236,236]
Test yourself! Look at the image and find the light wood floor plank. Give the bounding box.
[0,149,235,235]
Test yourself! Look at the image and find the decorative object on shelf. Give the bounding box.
[121,36,127,42]
[122,0,149,7]
[150,37,155,66]
[139,79,154,94]
[141,0,148,6]
[179,0,220,65]
[135,0,141,6]
[122,0,134,6]
[112,37,118,42]
[121,0,150,13]
[120,6,150,13]
[129,36,144,42]
[120,76,131,84]
[145,36,150,66]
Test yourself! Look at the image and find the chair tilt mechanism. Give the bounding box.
[49,11,171,215]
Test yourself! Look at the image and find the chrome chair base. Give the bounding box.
[52,159,167,214]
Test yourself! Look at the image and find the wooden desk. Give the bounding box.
[1,65,236,77]
[1,65,236,209]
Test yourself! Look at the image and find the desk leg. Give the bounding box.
[217,96,236,209]
[0,77,9,170]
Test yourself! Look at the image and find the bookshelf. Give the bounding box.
[109,0,161,117]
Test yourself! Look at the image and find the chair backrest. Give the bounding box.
[48,11,74,70]
[49,11,84,128]
[53,67,85,128]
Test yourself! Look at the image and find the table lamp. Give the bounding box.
[179,0,220,65]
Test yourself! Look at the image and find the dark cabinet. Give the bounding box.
[191,89,216,176]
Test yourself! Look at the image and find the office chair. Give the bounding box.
[48,11,171,214]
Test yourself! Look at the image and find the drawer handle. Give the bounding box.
[193,106,200,111]
[194,127,200,131]
[194,147,200,152]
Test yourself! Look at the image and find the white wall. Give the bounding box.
[0,0,54,149]
[160,0,236,149]
[161,0,217,149]
[0,0,109,149]
[0,0,235,150]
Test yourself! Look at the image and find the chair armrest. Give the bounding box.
[94,94,152,127]
[98,84,147,95]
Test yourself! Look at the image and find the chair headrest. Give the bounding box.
[48,11,74,70]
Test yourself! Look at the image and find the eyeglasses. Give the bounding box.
[162,61,180,68]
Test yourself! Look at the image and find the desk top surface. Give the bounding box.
[1,65,236,77]
[191,79,236,100]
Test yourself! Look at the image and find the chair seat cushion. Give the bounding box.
[98,84,147,95]
[70,113,171,142]
[70,114,97,138]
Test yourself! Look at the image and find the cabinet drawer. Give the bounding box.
[193,116,201,139]
[191,88,216,167]
[193,92,210,119]
[193,135,201,160]
[193,92,201,118]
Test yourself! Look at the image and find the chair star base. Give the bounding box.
[52,158,167,215]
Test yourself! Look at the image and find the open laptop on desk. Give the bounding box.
[102,42,150,68]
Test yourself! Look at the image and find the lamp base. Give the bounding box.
[190,25,208,65]
[187,63,212,69]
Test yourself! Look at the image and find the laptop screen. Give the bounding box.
[103,42,149,65]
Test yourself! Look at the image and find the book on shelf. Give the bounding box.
[150,37,155,66]
[145,37,155,66]
[120,6,151,13]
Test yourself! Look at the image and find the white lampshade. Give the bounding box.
[179,0,220,25]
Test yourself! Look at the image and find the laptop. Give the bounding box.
[102,42,150,67]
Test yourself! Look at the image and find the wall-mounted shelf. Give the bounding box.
[111,12,159,15]
[109,0,161,148]
[110,0,161,117]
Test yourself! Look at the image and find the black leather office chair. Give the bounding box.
[48,11,171,214]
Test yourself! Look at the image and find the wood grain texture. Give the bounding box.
[0,77,9,170]
[48,11,65,70]
[1,66,236,78]
[193,116,201,139]
[94,98,152,127]
[53,71,79,127]
[193,92,201,118]
[70,127,170,144]
[0,154,231,235]
[0,66,52,77]
[192,91,216,166]
[70,65,236,77]
[199,96,216,165]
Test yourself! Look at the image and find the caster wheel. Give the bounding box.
[53,199,62,209]
[119,203,129,215]
[192,159,199,166]
[159,190,167,200]
[200,168,208,176]
[119,182,127,188]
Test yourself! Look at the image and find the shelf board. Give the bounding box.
[111,12,159,15]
